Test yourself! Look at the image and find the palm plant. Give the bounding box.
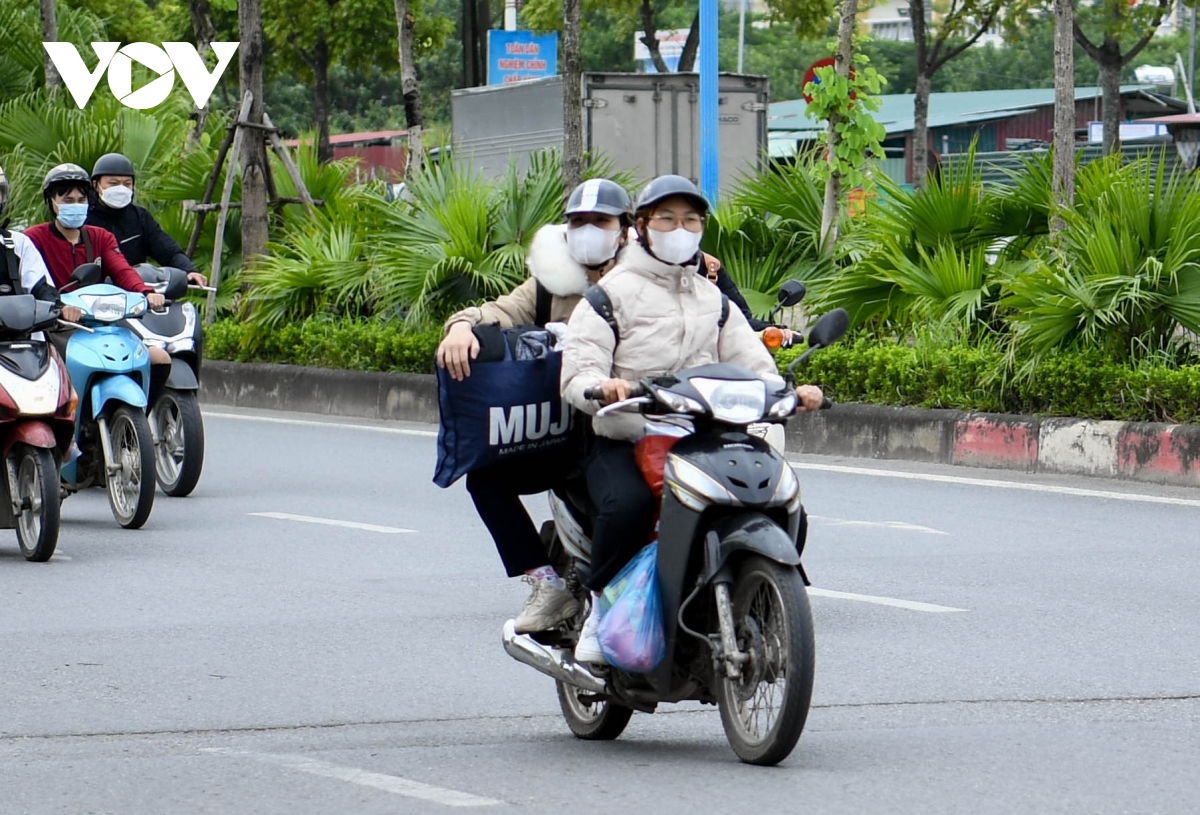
[0,2,105,100]
[811,143,1010,334]
[1002,155,1200,367]
[703,158,837,317]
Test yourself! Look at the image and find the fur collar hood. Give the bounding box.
[526,224,591,298]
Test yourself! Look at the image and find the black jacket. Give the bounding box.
[696,253,770,332]
[87,203,197,272]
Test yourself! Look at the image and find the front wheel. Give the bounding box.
[556,680,634,740]
[14,446,60,562]
[152,390,204,497]
[715,555,815,766]
[106,405,156,529]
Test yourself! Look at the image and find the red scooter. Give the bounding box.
[0,295,77,561]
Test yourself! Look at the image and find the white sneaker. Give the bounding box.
[573,600,607,664]
[514,576,580,634]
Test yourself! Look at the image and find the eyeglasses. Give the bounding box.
[648,213,705,232]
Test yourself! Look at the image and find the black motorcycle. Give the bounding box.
[502,303,850,766]
[124,265,206,496]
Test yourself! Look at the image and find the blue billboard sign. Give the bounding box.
[487,30,558,85]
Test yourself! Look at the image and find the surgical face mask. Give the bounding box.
[57,202,89,229]
[647,227,703,265]
[566,223,622,266]
[100,184,133,209]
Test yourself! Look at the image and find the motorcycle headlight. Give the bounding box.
[690,378,766,424]
[664,453,739,511]
[79,294,128,322]
[767,391,798,419]
[654,388,704,414]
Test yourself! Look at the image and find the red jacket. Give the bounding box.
[23,222,153,293]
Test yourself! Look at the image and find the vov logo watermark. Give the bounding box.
[42,42,240,110]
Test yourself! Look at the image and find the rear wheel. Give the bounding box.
[556,680,634,740]
[715,555,815,766]
[152,389,204,497]
[14,446,60,562]
[106,406,155,529]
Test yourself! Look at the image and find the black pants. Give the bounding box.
[583,437,659,592]
[466,445,578,578]
[583,437,810,593]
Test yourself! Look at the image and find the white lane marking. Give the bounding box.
[809,515,948,535]
[202,749,501,807]
[50,552,72,561]
[808,587,967,613]
[206,411,438,437]
[249,512,415,534]
[791,461,1200,510]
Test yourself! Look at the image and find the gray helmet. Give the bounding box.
[565,178,631,217]
[0,163,7,217]
[43,163,91,203]
[634,174,709,216]
[91,152,136,181]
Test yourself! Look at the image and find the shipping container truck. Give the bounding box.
[451,72,769,194]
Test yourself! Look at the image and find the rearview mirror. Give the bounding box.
[777,280,806,308]
[70,262,103,287]
[807,308,850,349]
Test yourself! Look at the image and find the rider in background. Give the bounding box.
[87,153,208,287]
[23,163,171,386]
[436,178,632,634]
[560,174,824,664]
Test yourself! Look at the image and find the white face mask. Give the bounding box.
[647,228,703,265]
[566,223,622,266]
[100,185,133,209]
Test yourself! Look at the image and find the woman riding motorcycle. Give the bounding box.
[436,178,633,635]
[560,174,824,664]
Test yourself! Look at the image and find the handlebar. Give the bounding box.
[188,284,218,292]
[821,397,833,410]
[584,382,647,402]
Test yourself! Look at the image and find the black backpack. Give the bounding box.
[0,228,26,295]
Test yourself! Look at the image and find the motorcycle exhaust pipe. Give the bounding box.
[501,619,606,695]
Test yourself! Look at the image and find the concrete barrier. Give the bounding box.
[201,361,1200,487]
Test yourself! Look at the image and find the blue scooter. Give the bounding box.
[58,263,156,529]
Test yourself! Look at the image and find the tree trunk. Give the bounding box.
[639,0,670,74]
[239,0,270,262]
[562,0,584,191]
[313,33,333,164]
[462,0,480,86]
[40,0,59,93]
[1099,48,1122,156]
[1052,0,1075,230]
[912,72,933,189]
[187,0,218,147]
[820,0,858,251]
[395,0,424,179]
[678,13,700,73]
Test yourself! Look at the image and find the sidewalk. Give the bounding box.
[200,361,1200,488]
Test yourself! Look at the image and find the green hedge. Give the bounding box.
[780,339,1200,424]
[207,318,441,374]
[207,318,1200,424]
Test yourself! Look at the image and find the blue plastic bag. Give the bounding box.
[597,542,666,673]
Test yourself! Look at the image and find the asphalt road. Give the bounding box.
[1,405,1197,815]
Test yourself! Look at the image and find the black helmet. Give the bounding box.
[634,174,709,216]
[43,163,91,202]
[565,178,631,217]
[0,163,7,217]
[91,152,136,181]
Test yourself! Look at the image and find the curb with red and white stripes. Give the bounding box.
[789,405,1200,487]
[201,361,1200,489]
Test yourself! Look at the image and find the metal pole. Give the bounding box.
[504,0,517,31]
[737,0,747,74]
[699,0,719,202]
[1191,3,1196,109]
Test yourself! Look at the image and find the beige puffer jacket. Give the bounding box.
[443,224,599,331]
[561,240,780,441]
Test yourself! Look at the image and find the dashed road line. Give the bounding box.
[249,512,415,534]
